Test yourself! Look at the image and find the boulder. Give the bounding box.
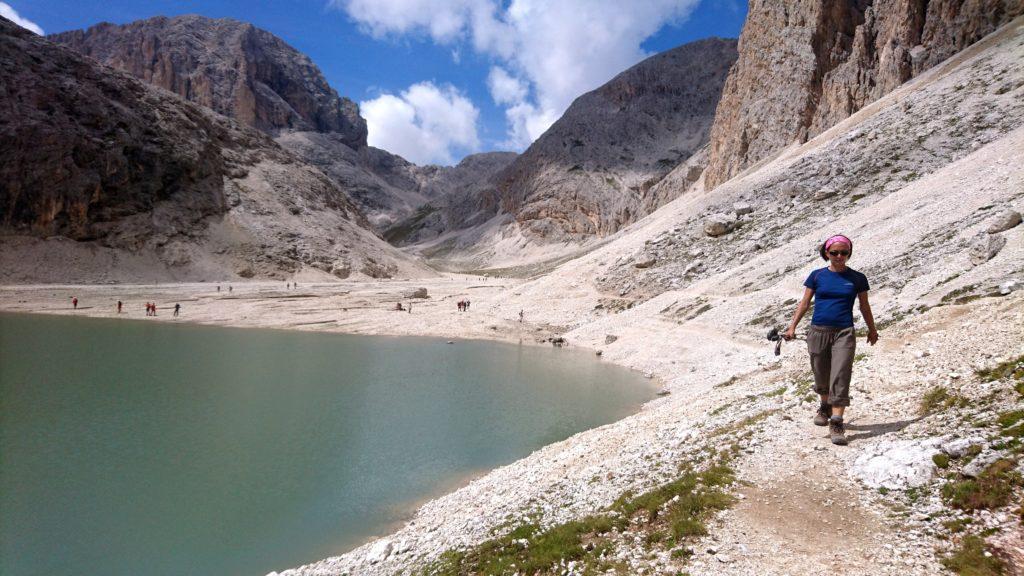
[605,334,619,344]
[402,287,429,299]
[970,233,1007,265]
[940,437,986,458]
[962,449,1005,478]
[734,201,754,216]
[634,256,657,269]
[366,539,393,564]
[999,280,1019,295]
[850,437,942,489]
[987,209,1022,233]
[704,214,737,237]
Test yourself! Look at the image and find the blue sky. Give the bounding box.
[5,1,746,165]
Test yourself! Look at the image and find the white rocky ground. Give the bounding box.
[2,16,1023,576]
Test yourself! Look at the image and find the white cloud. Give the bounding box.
[360,82,480,165]
[334,0,699,151]
[487,66,527,106]
[0,2,43,35]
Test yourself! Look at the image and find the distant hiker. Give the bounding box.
[287,282,290,289]
[408,302,412,314]
[174,303,180,317]
[228,285,233,293]
[465,299,471,310]
[151,303,158,316]
[117,301,123,314]
[72,297,78,310]
[395,302,404,311]
[784,234,877,446]
[144,302,151,316]
[217,285,221,292]
[518,309,524,323]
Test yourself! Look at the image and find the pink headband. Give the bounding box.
[824,235,852,250]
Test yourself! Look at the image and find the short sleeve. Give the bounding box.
[803,270,818,290]
[856,272,870,293]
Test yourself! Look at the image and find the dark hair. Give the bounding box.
[819,236,853,261]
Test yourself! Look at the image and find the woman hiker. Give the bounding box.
[784,234,878,445]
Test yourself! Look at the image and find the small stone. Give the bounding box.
[704,214,737,237]
[970,233,1007,265]
[986,210,1022,233]
[605,334,619,344]
[734,201,753,216]
[999,280,1018,295]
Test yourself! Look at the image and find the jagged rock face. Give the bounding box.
[0,17,429,281]
[50,15,367,147]
[276,131,516,233]
[383,152,518,246]
[494,38,737,241]
[704,0,1024,189]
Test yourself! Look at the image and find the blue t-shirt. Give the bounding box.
[804,267,870,328]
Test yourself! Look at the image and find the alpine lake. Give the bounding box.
[0,312,658,576]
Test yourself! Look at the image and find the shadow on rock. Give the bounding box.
[844,417,924,443]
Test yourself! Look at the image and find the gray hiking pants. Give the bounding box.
[807,324,856,407]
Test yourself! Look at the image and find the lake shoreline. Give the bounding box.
[0,278,675,575]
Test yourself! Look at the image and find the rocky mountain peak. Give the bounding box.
[50,14,367,147]
[492,37,738,241]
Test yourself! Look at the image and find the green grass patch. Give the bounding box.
[942,517,973,533]
[919,386,969,416]
[424,462,737,575]
[714,376,739,389]
[942,459,1022,511]
[997,409,1024,438]
[941,535,1006,576]
[709,401,734,417]
[712,409,780,437]
[977,357,1024,397]
[934,453,951,469]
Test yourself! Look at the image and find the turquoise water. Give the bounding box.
[0,313,656,576]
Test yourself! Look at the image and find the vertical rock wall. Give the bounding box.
[704,0,1024,189]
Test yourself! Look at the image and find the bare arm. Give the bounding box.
[784,287,815,340]
[858,291,879,345]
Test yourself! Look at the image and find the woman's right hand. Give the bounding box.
[783,327,796,341]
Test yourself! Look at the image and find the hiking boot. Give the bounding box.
[813,403,832,426]
[829,416,848,446]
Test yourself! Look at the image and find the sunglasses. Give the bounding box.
[828,250,850,257]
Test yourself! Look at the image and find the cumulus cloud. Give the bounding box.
[334,0,699,150]
[0,2,43,35]
[487,66,528,106]
[360,82,480,165]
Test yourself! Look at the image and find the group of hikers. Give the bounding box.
[456,299,471,311]
[142,302,181,316]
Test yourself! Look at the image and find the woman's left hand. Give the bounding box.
[867,329,879,346]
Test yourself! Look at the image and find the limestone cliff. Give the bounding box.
[0,16,431,282]
[705,0,1024,189]
[50,15,367,147]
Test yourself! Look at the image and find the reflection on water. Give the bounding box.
[0,313,656,576]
